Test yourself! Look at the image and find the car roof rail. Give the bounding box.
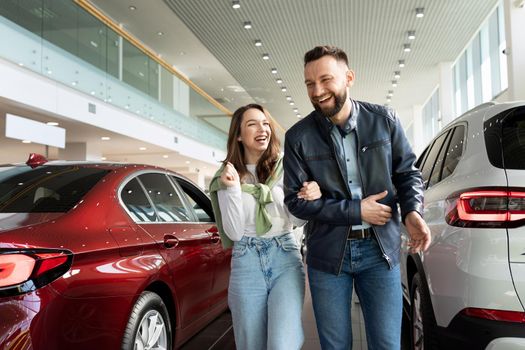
[463,101,496,116]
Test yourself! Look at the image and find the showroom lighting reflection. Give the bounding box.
[271,68,277,74]
[403,44,411,52]
[262,53,270,60]
[255,40,262,47]
[139,147,147,151]
[232,0,240,9]
[398,59,405,68]
[101,136,111,141]
[392,80,398,87]
[243,21,252,29]
[276,78,283,84]
[394,71,401,79]
[46,121,59,126]
[281,86,287,92]
[415,7,424,18]
[407,30,416,40]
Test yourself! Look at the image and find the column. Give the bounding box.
[503,0,525,100]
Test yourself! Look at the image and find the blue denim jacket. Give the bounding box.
[283,99,424,275]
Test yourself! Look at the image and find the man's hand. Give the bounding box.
[298,181,322,201]
[405,211,431,253]
[219,162,239,187]
[361,191,392,225]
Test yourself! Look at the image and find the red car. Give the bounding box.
[0,154,231,350]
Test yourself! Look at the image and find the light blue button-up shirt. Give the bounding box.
[328,102,370,230]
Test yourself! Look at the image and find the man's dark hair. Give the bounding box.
[304,45,349,67]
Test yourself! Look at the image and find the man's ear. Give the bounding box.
[346,69,355,88]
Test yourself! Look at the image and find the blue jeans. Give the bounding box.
[308,237,402,350]
[228,233,305,350]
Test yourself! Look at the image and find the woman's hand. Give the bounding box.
[220,162,240,187]
[298,181,322,201]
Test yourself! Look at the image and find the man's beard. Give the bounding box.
[312,89,347,118]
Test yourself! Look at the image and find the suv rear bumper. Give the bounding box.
[435,313,525,349]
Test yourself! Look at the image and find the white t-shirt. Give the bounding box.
[217,164,305,241]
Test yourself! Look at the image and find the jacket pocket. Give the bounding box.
[361,139,390,153]
[304,153,334,161]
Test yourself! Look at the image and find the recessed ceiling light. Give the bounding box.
[387,90,394,97]
[415,7,424,18]
[276,78,283,84]
[271,68,277,74]
[46,121,59,126]
[398,60,405,68]
[157,31,164,36]
[407,30,416,40]
[101,157,107,161]
[22,140,31,144]
[289,101,295,106]
[386,97,392,102]
[162,155,169,158]
[286,96,292,101]
[129,5,136,10]
[392,80,398,87]
[101,136,111,141]
[262,53,270,60]
[139,147,147,151]
[394,71,401,79]
[232,0,240,9]
[255,40,262,47]
[243,21,252,29]
[293,108,299,113]
[403,44,411,52]
[281,87,287,92]
[296,114,302,118]
[185,160,191,164]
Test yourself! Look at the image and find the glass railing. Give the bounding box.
[0,0,228,150]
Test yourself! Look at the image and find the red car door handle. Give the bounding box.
[163,235,179,248]
[210,232,220,243]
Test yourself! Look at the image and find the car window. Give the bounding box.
[138,173,191,222]
[485,106,525,169]
[0,165,109,213]
[428,131,453,188]
[420,131,450,188]
[440,125,466,181]
[173,176,214,223]
[415,146,430,170]
[120,177,157,222]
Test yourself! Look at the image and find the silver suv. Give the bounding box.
[400,101,525,349]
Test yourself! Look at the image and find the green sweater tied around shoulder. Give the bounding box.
[208,157,283,248]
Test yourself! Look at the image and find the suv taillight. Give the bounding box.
[446,188,525,228]
[462,307,525,323]
[0,249,73,297]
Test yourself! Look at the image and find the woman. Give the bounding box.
[209,104,321,350]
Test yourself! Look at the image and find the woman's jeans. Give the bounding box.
[228,233,305,350]
[308,236,402,350]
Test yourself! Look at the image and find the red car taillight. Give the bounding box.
[462,307,525,323]
[0,249,73,297]
[445,188,525,228]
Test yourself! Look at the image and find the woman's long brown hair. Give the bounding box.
[225,104,280,184]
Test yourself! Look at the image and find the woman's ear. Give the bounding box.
[237,136,242,142]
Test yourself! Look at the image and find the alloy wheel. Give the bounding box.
[134,310,167,350]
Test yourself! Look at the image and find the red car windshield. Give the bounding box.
[0,165,110,213]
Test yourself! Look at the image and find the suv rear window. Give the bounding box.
[485,106,525,169]
[0,165,109,213]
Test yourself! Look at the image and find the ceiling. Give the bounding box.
[0,0,501,183]
[89,0,499,130]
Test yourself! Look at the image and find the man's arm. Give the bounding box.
[283,133,362,225]
[389,112,425,220]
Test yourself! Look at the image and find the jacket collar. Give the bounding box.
[314,98,359,137]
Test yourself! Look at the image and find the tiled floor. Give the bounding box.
[182,266,410,350]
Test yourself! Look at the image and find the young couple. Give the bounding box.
[209,45,431,350]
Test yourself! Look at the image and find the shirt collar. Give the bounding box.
[325,98,357,137]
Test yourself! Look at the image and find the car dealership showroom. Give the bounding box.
[1,0,524,349]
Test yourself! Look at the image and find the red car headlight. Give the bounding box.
[0,249,73,297]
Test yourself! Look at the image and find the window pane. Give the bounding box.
[121,177,156,222]
[139,173,190,222]
[420,132,449,188]
[428,131,452,187]
[173,176,214,222]
[441,125,466,180]
[0,166,109,213]
[123,40,148,94]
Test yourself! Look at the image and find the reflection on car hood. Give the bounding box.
[0,212,64,232]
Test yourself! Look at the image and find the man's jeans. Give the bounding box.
[228,233,305,350]
[308,236,402,350]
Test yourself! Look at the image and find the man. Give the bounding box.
[284,45,431,350]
